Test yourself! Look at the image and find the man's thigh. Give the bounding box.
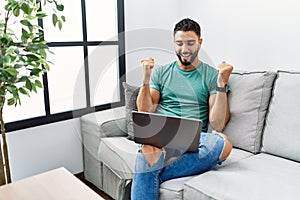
[159,133,225,182]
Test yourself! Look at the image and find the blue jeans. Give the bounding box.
[131,132,225,200]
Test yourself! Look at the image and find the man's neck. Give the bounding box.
[177,59,200,71]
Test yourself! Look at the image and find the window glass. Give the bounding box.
[3,81,45,123]
[47,47,87,114]
[42,0,83,42]
[85,0,118,41]
[88,46,120,106]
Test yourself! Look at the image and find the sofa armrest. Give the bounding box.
[81,106,127,138]
[81,106,127,159]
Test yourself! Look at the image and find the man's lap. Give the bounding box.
[134,133,225,183]
[159,132,225,182]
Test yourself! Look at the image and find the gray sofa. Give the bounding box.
[81,70,300,200]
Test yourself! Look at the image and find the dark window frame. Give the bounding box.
[5,0,126,132]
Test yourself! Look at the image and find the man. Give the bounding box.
[131,18,233,200]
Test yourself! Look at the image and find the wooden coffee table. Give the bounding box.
[0,167,104,200]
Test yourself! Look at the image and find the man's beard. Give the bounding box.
[176,48,199,66]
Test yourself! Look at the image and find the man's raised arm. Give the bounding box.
[209,61,233,131]
[136,58,160,112]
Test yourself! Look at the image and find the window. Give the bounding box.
[5,0,125,131]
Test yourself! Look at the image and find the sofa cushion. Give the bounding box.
[223,71,277,153]
[122,82,140,139]
[159,148,252,199]
[98,137,138,179]
[215,147,253,168]
[262,71,300,162]
[184,153,300,200]
[160,176,195,200]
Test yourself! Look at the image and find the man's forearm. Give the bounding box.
[137,57,156,112]
[136,84,154,112]
[210,92,230,132]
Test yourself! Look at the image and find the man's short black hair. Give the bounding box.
[173,18,201,38]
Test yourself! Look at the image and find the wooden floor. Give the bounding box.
[75,172,113,200]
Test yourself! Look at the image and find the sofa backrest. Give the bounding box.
[262,71,300,162]
[223,71,277,153]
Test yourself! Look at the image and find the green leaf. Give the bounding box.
[13,7,20,17]
[25,79,32,91]
[32,82,37,93]
[52,13,58,27]
[58,20,62,30]
[26,15,36,20]
[5,68,19,76]
[21,35,28,44]
[35,80,43,88]
[0,70,9,80]
[27,54,40,62]
[18,76,28,82]
[56,4,64,11]
[19,87,29,96]
[21,4,30,15]
[39,49,47,58]
[6,85,17,94]
[36,12,47,18]
[7,98,15,106]
[20,20,33,27]
[10,56,17,63]
[61,15,66,22]
[30,68,42,76]
[3,56,11,64]
[22,28,30,38]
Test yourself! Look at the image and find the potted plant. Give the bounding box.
[0,0,65,185]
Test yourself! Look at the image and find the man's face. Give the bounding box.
[174,31,202,66]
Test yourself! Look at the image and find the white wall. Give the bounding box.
[6,119,83,181]
[124,0,180,85]
[124,0,300,83]
[178,0,300,71]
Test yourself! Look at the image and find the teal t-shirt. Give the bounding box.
[150,61,218,132]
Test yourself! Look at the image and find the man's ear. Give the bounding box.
[198,38,203,45]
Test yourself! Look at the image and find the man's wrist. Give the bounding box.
[216,84,228,93]
[142,82,150,87]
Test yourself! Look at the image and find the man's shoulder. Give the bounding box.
[198,62,217,73]
[153,61,177,74]
[197,62,218,84]
[159,60,177,69]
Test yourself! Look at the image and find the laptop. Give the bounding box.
[132,111,202,152]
